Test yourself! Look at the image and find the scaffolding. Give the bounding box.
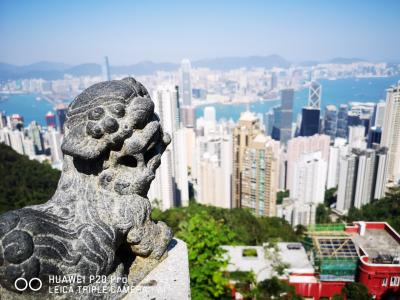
[305,224,359,282]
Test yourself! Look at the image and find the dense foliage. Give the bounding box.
[276,190,289,205]
[153,203,300,245]
[346,187,400,232]
[177,210,235,299]
[0,144,61,213]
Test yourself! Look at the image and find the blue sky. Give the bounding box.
[0,0,399,65]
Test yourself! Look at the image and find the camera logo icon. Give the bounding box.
[14,277,42,292]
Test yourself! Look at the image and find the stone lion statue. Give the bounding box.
[0,78,173,299]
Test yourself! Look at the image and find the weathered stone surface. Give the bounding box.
[124,239,190,300]
[0,78,173,299]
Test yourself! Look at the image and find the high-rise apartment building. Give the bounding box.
[232,111,263,208]
[381,82,400,184]
[56,104,68,134]
[336,153,358,213]
[241,135,279,216]
[374,101,386,127]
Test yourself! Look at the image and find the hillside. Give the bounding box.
[0,144,61,213]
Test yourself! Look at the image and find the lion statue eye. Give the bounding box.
[110,104,125,118]
[88,107,105,120]
[103,117,119,133]
[86,121,104,138]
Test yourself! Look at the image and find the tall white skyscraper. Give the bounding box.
[180,59,192,107]
[374,101,386,127]
[326,138,348,189]
[149,86,189,209]
[102,56,111,81]
[290,151,327,225]
[381,82,400,184]
[353,149,377,208]
[348,125,366,149]
[336,154,357,213]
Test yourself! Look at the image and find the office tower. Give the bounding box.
[241,135,279,216]
[10,114,24,130]
[270,72,278,90]
[308,81,322,109]
[381,82,400,184]
[347,112,361,127]
[27,121,44,154]
[56,104,68,134]
[290,152,327,225]
[286,134,330,191]
[232,111,263,208]
[102,56,111,81]
[264,110,274,136]
[280,89,294,145]
[323,105,338,140]
[374,101,386,127]
[348,125,366,149]
[336,154,357,213]
[299,107,320,137]
[180,106,196,128]
[367,126,382,148]
[326,138,348,189]
[45,112,56,128]
[180,59,192,107]
[271,105,281,141]
[336,104,348,138]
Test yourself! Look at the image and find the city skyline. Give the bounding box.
[1,0,400,65]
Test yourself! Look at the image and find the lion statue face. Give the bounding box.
[61,77,170,197]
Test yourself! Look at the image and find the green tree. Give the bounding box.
[346,187,400,232]
[316,203,331,223]
[277,190,289,205]
[256,276,303,300]
[341,282,373,300]
[324,187,337,206]
[177,210,236,299]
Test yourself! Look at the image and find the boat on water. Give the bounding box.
[36,96,42,101]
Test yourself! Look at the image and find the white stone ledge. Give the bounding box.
[124,239,191,300]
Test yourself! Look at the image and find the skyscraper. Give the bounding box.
[180,59,192,107]
[45,111,56,128]
[336,153,357,213]
[308,81,322,109]
[299,107,320,137]
[232,111,263,208]
[271,105,281,141]
[324,105,338,140]
[150,86,189,209]
[280,89,294,145]
[336,147,388,214]
[102,56,111,81]
[56,104,68,134]
[336,104,348,139]
[241,135,279,217]
[374,101,386,127]
[270,72,278,91]
[381,82,400,184]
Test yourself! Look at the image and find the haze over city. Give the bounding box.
[1,0,400,65]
